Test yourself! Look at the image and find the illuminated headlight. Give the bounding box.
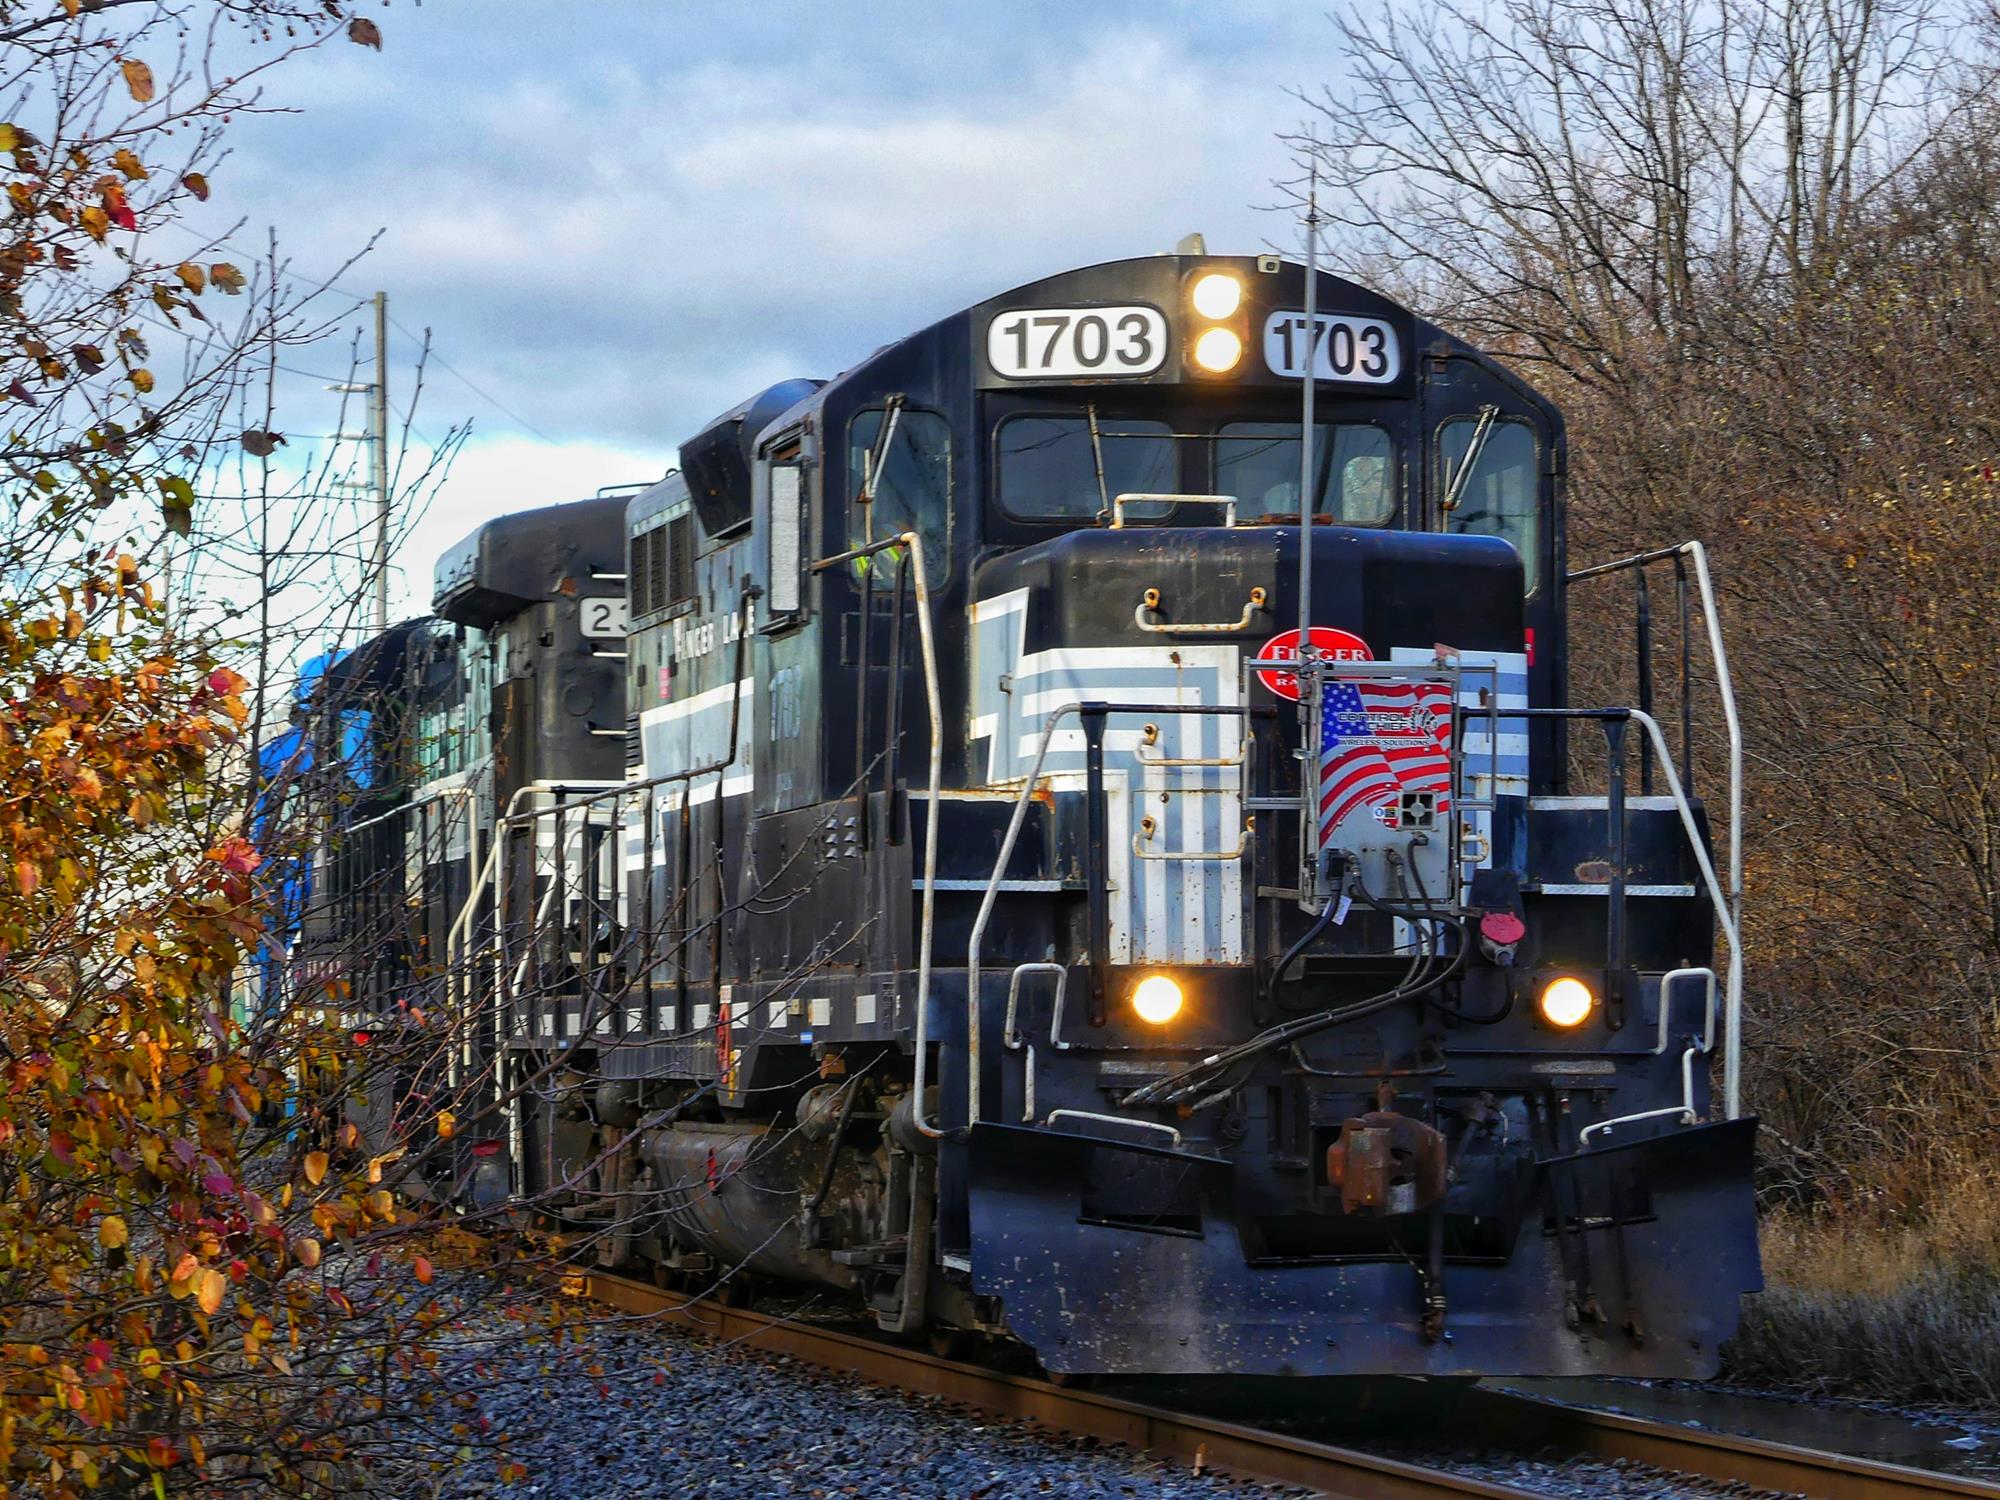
[1131,974,1185,1025]
[1190,271,1242,319]
[1537,976,1596,1029]
[1192,327,1243,373]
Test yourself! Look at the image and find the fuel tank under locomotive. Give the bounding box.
[636,1085,924,1292]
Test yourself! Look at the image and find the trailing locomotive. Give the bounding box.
[303,252,1758,1379]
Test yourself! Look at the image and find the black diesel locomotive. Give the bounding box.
[306,253,1758,1378]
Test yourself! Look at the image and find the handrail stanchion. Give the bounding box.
[811,533,942,1139]
[965,706,1082,1128]
[1566,541,1744,1120]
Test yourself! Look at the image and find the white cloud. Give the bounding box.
[189,2,1346,609]
[386,432,666,618]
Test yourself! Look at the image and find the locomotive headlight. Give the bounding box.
[1192,327,1244,373]
[1190,271,1243,319]
[1537,976,1597,1029]
[1131,973,1185,1025]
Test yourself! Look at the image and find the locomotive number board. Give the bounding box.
[1263,311,1401,384]
[580,598,630,638]
[985,305,1169,379]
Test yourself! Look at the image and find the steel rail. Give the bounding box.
[560,1268,2000,1500]
[1448,1385,2000,1500]
[568,1269,1536,1500]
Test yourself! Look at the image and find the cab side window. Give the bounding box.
[1439,419,1540,592]
[848,408,950,585]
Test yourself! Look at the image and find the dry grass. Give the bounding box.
[1722,1179,2000,1409]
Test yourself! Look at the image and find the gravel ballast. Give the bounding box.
[373,1272,1797,1499]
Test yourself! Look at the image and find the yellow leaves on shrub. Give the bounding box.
[119,59,154,104]
[209,262,244,295]
[180,171,208,201]
[365,1189,394,1220]
[112,148,146,181]
[192,1267,226,1317]
[97,1216,127,1250]
[435,1109,456,1140]
[174,262,204,294]
[292,1237,321,1269]
[129,368,154,394]
[303,1150,327,1187]
[79,205,108,242]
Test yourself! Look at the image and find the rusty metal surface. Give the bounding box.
[577,1269,2000,1500]
[1324,1108,1449,1215]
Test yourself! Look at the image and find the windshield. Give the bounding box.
[995,411,1397,526]
[849,407,950,584]
[1440,418,1539,591]
[1215,422,1393,523]
[995,415,1175,520]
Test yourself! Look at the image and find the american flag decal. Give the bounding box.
[1319,679,1455,839]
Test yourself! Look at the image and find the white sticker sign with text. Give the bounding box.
[1263,311,1401,384]
[580,597,629,639]
[986,305,1168,380]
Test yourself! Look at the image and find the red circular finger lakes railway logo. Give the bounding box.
[1256,627,1373,700]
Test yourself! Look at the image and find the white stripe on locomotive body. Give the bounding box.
[619,683,757,892]
[969,588,1245,965]
[615,598,1535,968]
[1388,646,1530,800]
[1384,646,1529,949]
[971,593,1535,968]
[637,680,756,806]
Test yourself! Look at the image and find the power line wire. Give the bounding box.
[387,312,556,443]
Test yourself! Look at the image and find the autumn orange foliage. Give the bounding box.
[0,563,428,1494]
[0,3,493,1492]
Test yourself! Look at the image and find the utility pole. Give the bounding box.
[368,292,390,632]
[330,291,391,632]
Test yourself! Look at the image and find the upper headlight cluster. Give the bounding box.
[1191,272,1242,319]
[1185,267,1245,375]
[1193,327,1243,372]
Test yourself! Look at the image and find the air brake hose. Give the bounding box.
[1263,852,1348,1010]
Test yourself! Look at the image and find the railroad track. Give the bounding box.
[566,1267,2000,1500]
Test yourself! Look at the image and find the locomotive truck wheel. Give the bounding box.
[928,1324,976,1361]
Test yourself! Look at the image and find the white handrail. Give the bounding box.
[964,705,1082,1129]
[1680,541,1744,1066]
[883,533,946,1139]
[1569,540,1745,1118]
[1628,711,1743,1119]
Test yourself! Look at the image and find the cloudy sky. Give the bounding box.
[213,2,1348,615]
